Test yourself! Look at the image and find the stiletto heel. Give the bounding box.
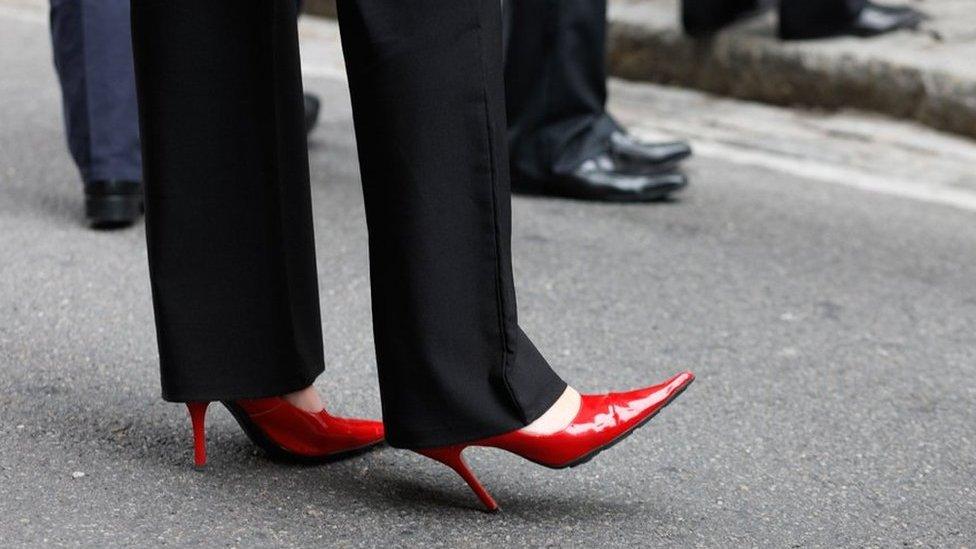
[418,446,499,512]
[415,371,695,511]
[186,401,210,470]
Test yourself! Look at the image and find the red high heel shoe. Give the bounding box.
[185,398,384,469]
[417,371,694,511]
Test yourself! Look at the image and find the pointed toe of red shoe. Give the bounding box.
[324,413,386,449]
[612,371,695,402]
[507,369,695,468]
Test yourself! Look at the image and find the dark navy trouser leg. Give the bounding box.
[50,0,142,184]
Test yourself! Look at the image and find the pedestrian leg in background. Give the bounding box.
[504,0,691,202]
[49,0,143,228]
[49,0,319,231]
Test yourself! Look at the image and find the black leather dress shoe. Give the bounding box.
[513,154,688,202]
[610,131,693,173]
[85,180,143,229]
[304,93,321,135]
[847,2,924,37]
[780,1,924,39]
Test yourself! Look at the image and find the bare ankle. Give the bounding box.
[519,386,581,435]
[282,386,324,413]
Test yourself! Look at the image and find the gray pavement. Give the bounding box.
[2,5,976,548]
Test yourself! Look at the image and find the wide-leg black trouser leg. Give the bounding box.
[131,0,566,449]
[336,0,566,448]
[503,0,620,181]
[131,0,325,401]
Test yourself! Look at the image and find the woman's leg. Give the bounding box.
[336,0,567,448]
[130,0,324,402]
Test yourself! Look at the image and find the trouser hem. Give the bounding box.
[387,378,567,450]
[160,365,323,403]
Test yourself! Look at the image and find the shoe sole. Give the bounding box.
[513,177,688,203]
[86,195,143,229]
[553,375,695,470]
[222,402,385,465]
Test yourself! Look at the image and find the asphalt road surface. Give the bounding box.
[1,4,974,547]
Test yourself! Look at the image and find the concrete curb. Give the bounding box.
[304,1,976,141]
[607,17,976,142]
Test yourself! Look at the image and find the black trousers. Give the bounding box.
[130,0,566,449]
[682,0,868,36]
[503,0,620,181]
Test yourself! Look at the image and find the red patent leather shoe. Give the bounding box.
[185,398,384,469]
[417,371,694,511]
